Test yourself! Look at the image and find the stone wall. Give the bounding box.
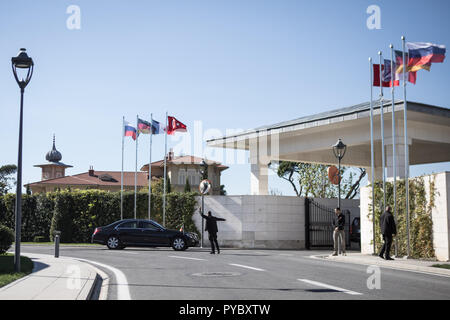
[193,195,360,249]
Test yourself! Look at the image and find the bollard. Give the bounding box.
[54,231,61,258]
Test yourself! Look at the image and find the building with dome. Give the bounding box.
[26,137,227,194]
[34,135,73,181]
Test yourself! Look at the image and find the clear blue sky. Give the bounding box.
[1,0,449,195]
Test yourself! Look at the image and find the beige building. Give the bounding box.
[27,140,228,195]
[140,150,229,195]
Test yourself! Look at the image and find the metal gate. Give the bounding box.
[305,198,350,249]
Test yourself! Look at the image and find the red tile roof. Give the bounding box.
[26,171,149,187]
[140,155,228,171]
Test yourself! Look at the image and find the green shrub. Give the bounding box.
[33,236,46,243]
[370,175,436,258]
[0,225,14,254]
[0,189,199,244]
[0,193,54,242]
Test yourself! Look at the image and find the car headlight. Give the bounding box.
[187,232,199,240]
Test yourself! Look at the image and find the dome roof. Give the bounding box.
[45,135,62,163]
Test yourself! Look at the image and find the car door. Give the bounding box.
[140,221,167,246]
[116,221,140,244]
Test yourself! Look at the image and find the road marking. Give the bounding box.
[75,257,131,300]
[298,279,362,295]
[308,254,450,278]
[168,256,206,261]
[229,263,266,272]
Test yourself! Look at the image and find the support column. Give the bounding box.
[385,136,411,179]
[250,162,268,195]
[249,132,269,195]
[366,166,383,183]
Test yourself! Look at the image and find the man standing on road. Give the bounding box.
[200,210,226,254]
[331,208,346,256]
[379,206,396,260]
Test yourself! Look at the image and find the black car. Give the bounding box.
[92,219,199,251]
[350,217,360,245]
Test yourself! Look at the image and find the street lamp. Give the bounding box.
[11,48,34,272]
[332,139,347,209]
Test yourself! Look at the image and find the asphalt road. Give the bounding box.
[20,245,450,300]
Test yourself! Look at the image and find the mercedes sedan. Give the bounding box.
[91,219,199,251]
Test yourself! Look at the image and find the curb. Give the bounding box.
[84,263,109,300]
[310,254,450,277]
[10,252,106,300]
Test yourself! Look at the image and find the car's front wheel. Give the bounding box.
[106,236,121,250]
[172,237,187,251]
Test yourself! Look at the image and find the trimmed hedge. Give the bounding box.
[0,225,14,254]
[0,193,54,242]
[0,190,199,244]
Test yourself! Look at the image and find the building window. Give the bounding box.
[178,169,186,185]
[187,169,198,186]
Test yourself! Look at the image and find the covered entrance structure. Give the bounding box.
[207,101,450,259]
[207,100,450,195]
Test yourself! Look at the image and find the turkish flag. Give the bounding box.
[166,116,187,135]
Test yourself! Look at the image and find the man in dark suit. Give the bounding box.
[331,208,346,256]
[200,210,226,254]
[379,206,397,260]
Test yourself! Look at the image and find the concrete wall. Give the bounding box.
[361,171,450,261]
[194,195,360,249]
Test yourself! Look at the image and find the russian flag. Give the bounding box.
[396,42,446,73]
[124,121,137,140]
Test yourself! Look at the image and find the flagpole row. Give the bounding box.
[121,116,124,221]
[402,36,411,258]
[369,57,376,255]
[390,44,399,257]
[163,111,168,227]
[135,115,138,219]
[378,51,386,211]
[149,113,153,220]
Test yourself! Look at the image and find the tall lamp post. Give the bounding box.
[332,139,347,209]
[11,48,34,272]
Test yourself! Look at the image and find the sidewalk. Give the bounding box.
[0,252,102,300]
[313,252,450,277]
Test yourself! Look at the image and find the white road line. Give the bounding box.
[298,279,362,295]
[229,263,266,272]
[168,256,207,261]
[74,257,131,300]
[308,254,450,278]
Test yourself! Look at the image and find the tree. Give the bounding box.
[184,178,191,193]
[152,177,172,194]
[270,161,365,199]
[220,185,227,195]
[0,164,17,195]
